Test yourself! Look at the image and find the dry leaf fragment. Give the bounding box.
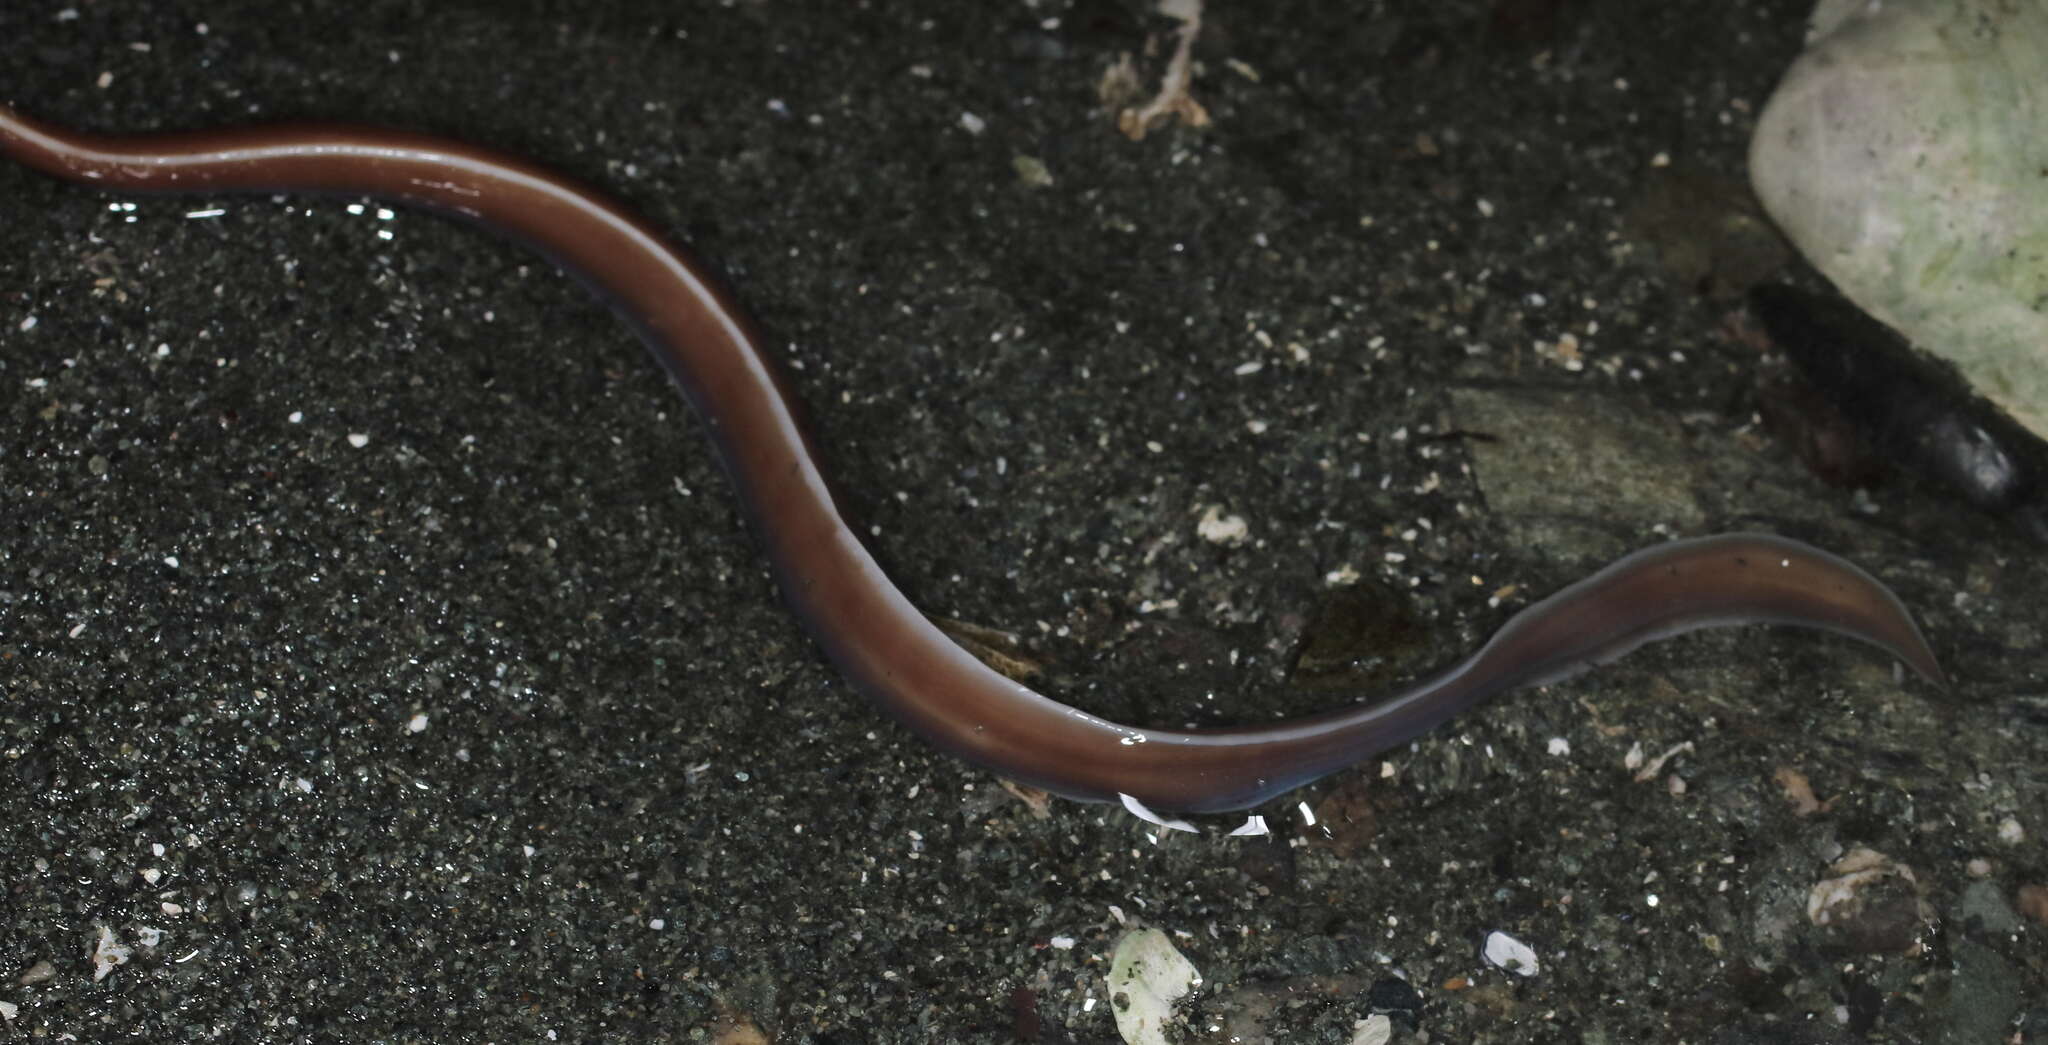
[1773,766,1824,816]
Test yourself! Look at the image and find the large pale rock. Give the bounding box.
[1749,0,2048,441]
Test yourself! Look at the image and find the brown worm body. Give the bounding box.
[0,105,1945,813]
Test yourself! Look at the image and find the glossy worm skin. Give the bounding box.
[0,105,1946,813]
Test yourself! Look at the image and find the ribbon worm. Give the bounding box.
[0,105,1945,813]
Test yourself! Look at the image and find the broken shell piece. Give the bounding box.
[1107,928,1202,1045]
[1226,815,1270,837]
[1805,847,1937,954]
[89,926,132,982]
[1482,930,1540,977]
[1749,0,2048,442]
[1119,793,1198,834]
[1350,1013,1394,1045]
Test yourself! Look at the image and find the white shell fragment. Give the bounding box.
[1226,815,1270,837]
[1750,0,2048,440]
[90,925,133,982]
[1195,505,1249,545]
[1107,928,1202,1045]
[1350,1013,1394,1045]
[1118,793,1198,834]
[1482,929,1540,977]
